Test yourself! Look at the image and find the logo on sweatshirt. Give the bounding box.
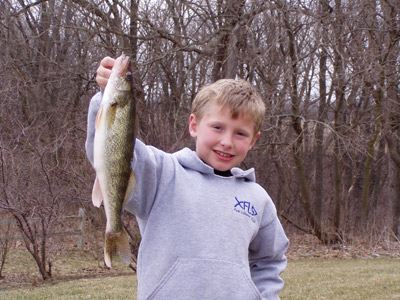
[234,197,257,223]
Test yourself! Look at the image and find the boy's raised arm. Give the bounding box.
[85,92,102,166]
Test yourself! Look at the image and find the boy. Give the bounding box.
[86,57,289,300]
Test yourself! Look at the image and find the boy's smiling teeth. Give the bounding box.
[215,150,233,158]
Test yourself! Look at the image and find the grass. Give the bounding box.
[280,258,400,300]
[1,249,399,299]
[1,276,137,300]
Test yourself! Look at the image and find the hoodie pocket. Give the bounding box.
[146,258,262,300]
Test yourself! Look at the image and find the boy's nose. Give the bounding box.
[220,133,233,148]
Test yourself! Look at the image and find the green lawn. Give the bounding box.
[1,249,399,299]
[280,258,400,300]
[1,275,136,299]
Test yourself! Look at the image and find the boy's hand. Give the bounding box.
[96,56,115,90]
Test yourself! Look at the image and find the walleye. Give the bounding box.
[92,54,137,267]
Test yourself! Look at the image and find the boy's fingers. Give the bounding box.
[96,65,112,79]
[96,75,109,91]
[101,56,115,70]
[96,57,115,90]
[96,69,111,90]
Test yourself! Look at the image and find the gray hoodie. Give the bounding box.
[86,92,289,300]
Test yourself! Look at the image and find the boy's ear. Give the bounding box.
[189,114,197,138]
[250,131,261,148]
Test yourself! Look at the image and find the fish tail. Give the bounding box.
[104,228,131,267]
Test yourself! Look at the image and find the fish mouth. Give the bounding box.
[214,150,234,160]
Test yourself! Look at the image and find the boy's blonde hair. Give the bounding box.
[191,79,265,134]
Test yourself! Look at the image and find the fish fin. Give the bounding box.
[123,171,137,205]
[95,105,103,130]
[92,176,104,208]
[104,228,131,268]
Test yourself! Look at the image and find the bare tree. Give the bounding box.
[362,0,400,236]
[1,1,400,269]
[0,0,96,279]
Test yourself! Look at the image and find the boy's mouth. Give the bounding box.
[214,150,234,160]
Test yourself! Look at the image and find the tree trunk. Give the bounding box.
[281,6,330,243]
[314,0,330,227]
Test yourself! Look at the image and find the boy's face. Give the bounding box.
[189,104,260,172]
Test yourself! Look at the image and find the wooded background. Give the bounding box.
[1,0,399,278]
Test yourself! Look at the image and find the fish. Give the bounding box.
[92,53,137,268]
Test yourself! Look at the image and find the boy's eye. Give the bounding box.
[236,131,246,137]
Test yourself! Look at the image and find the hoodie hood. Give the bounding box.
[173,147,256,182]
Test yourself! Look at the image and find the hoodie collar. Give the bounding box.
[173,147,256,182]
